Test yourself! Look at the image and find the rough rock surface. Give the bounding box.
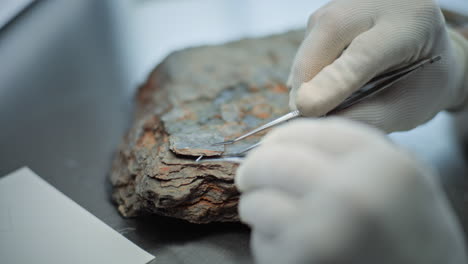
[110,30,304,223]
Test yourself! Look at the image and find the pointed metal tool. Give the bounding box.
[211,110,301,146]
[197,55,441,162]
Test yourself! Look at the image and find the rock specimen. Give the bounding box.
[110,30,304,223]
[110,9,467,224]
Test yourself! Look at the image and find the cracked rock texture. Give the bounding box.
[110,30,304,223]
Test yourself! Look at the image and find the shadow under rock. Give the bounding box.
[130,214,250,246]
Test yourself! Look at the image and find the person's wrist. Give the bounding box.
[446,29,468,112]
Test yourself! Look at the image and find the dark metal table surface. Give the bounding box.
[0,1,467,264]
[0,1,251,263]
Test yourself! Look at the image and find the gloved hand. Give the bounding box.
[235,118,467,264]
[288,0,468,133]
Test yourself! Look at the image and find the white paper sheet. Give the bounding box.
[0,167,154,264]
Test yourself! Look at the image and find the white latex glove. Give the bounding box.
[288,0,468,133]
[236,118,467,264]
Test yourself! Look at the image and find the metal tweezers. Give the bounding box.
[197,55,441,163]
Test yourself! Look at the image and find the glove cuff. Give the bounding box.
[447,28,468,112]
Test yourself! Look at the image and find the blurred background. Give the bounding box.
[106,0,468,92]
[0,1,467,263]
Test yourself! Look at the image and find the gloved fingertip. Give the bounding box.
[238,189,299,236]
[235,162,250,192]
[296,83,332,117]
[289,95,298,111]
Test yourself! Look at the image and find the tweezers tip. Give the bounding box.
[212,140,234,146]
